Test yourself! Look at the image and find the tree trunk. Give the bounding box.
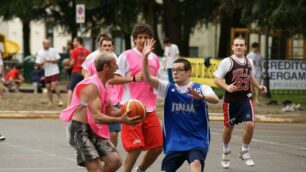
[218,16,231,58]
[163,0,182,54]
[22,20,31,57]
[124,33,131,50]
[181,24,191,57]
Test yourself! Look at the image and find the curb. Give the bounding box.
[0,112,305,123]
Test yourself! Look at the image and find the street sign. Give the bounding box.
[76,4,85,24]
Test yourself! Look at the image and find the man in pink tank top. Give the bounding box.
[82,36,124,147]
[109,23,163,172]
[60,52,141,171]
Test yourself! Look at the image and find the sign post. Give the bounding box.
[76,4,85,35]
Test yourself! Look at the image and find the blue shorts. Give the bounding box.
[161,148,207,172]
[108,104,121,132]
[68,72,84,91]
[223,99,255,127]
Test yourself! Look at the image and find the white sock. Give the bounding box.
[241,144,249,151]
[223,144,230,152]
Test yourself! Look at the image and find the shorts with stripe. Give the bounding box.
[121,111,163,151]
[223,99,255,127]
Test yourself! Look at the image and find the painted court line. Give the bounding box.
[0,167,82,171]
[2,142,75,162]
[211,131,306,151]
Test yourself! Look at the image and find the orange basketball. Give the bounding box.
[121,99,146,121]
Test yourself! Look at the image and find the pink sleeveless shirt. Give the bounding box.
[125,49,160,110]
[60,74,110,139]
[87,59,123,105]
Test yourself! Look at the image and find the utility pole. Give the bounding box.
[263,26,271,98]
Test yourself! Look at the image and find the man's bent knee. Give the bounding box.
[190,159,202,168]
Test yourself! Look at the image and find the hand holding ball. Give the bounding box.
[121,99,146,122]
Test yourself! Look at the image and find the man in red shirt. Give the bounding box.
[4,63,24,92]
[67,37,90,105]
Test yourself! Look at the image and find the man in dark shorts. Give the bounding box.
[60,51,141,171]
[214,37,267,168]
[36,39,64,106]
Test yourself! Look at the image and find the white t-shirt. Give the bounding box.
[247,51,262,78]
[214,56,254,79]
[36,48,61,77]
[81,50,117,70]
[164,44,179,69]
[156,80,217,99]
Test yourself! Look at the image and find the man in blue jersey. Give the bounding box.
[142,39,219,172]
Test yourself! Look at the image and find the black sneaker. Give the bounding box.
[0,134,6,141]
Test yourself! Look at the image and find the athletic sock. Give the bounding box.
[241,144,249,151]
[223,144,230,153]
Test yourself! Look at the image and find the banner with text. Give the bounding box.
[265,60,306,89]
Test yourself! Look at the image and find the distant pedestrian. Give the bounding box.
[31,65,45,93]
[4,63,24,92]
[36,39,64,107]
[247,42,263,105]
[214,37,267,169]
[66,37,90,105]
[163,37,180,83]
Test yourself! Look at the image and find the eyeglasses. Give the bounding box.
[172,68,186,72]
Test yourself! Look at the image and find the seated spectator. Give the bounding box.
[4,63,24,92]
[31,65,45,93]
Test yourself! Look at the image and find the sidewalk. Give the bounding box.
[1,110,305,123]
[1,85,305,123]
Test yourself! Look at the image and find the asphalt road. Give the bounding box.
[0,119,305,172]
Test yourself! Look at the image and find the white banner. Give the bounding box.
[265,60,306,89]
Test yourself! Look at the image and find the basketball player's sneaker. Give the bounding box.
[221,150,231,168]
[239,149,255,166]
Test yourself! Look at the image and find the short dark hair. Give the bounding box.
[15,63,23,70]
[251,42,259,48]
[99,36,113,46]
[75,37,83,45]
[173,58,191,71]
[163,37,171,44]
[132,23,153,39]
[97,33,111,44]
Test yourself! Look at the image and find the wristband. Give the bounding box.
[133,76,136,82]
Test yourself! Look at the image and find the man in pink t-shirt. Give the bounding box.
[109,23,163,172]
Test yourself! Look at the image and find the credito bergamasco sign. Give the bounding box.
[265,60,306,89]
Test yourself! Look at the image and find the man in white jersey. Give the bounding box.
[142,39,218,172]
[214,37,267,169]
[36,39,64,107]
[163,37,180,83]
[247,42,263,105]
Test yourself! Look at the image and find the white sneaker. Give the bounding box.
[239,150,255,167]
[0,134,5,141]
[221,150,231,168]
[134,166,145,172]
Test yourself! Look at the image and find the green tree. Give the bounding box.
[0,0,49,56]
[163,0,219,56]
